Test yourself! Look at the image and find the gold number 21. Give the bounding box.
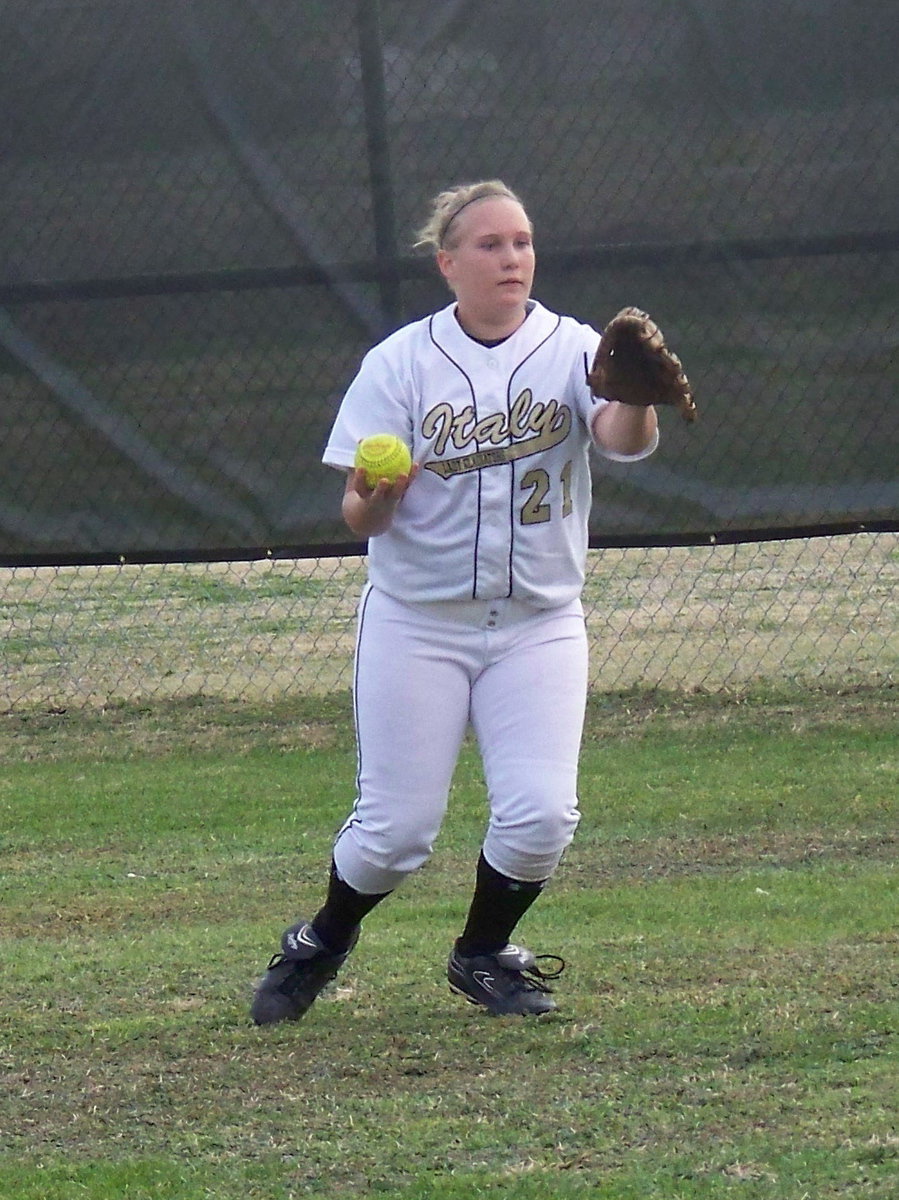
[519,461,573,525]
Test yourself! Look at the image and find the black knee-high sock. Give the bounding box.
[456,851,547,957]
[311,860,391,954]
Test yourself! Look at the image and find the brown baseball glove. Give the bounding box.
[586,307,697,422]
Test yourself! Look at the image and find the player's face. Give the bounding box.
[437,197,535,331]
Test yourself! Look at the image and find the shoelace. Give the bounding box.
[518,954,565,993]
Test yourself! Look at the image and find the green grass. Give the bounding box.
[1,688,896,1199]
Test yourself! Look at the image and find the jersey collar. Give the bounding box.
[431,300,556,360]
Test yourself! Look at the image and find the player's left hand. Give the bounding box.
[587,307,697,422]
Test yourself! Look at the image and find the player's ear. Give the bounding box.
[436,248,454,284]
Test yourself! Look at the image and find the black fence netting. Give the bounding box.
[1,0,897,565]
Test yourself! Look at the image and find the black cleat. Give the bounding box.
[447,941,565,1016]
[251,920,358,1026]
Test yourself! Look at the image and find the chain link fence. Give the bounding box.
[1,2,897,711]
[2,533,896,711]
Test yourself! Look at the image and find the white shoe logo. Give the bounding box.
[287,926,318,953]
[473,970,499,996]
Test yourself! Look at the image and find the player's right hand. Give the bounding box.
[350,461,419,501]
[343,464,419,538]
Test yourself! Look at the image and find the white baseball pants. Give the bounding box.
[332,584,588,894]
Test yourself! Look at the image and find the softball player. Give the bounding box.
[251,180,659,1024]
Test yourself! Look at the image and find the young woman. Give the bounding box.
[251,180,658,1024]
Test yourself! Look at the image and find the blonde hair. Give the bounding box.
[413,180,529,251]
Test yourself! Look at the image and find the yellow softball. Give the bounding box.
[354,434,413,489]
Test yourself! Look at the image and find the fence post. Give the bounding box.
[356,0,403,331]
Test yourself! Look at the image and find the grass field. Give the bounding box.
[1,685,896,1199]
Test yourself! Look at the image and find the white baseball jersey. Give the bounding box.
[323,299,657,607]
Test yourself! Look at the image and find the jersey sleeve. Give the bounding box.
[569,320,605,428]
[322,339,415,472]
